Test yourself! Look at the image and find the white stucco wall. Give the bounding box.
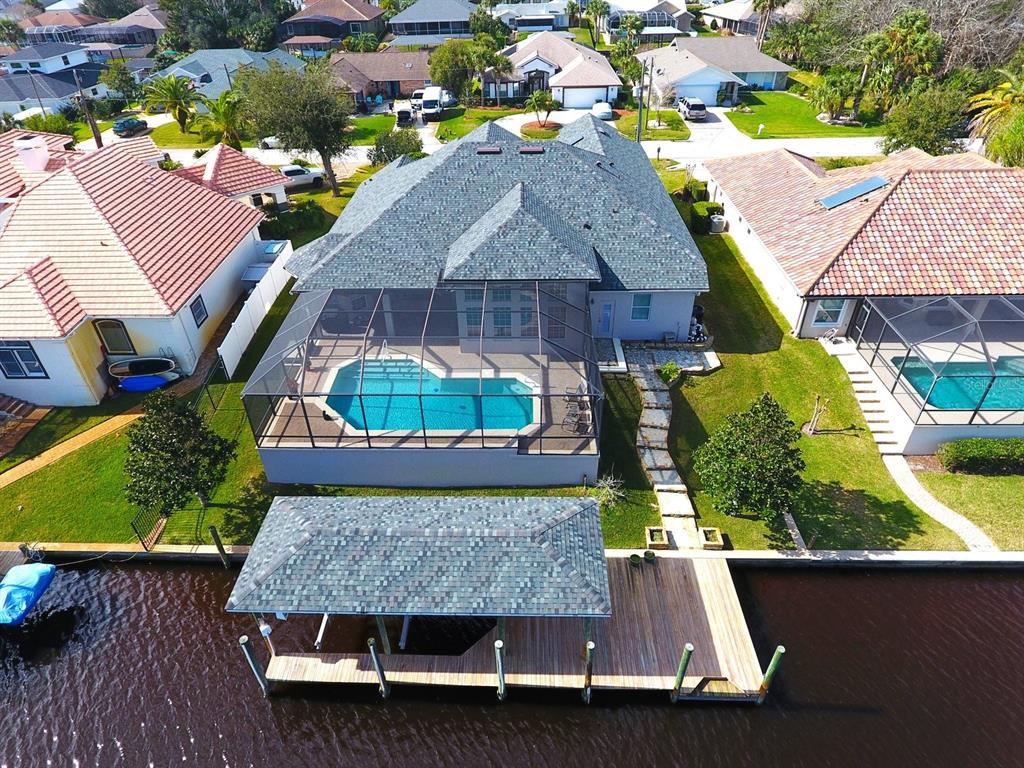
[258,446,600,487]
[796,298,858,339]
[589,290,697,341]
[554,86,618,108]
[0,333,104,406]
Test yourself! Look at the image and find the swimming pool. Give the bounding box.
[893,355,1024,410]
[325,359,534,431]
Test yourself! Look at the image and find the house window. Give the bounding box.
[812,299,846,326]
[520,309,538,337]
[547,283,568,301]
[493,309,512,337]
[29,62,40,68]
[61,55,70,65]
[547,306,566,339]
[464,288,483,303]
[190,296,209,328]
[90,88,98,96]
[490,287,512,303]
[10,63,22,69]
[0,340,47,379]
[630,293,652,321]
[350,22,361,33]
[466,308,482,336]
[93,319,135,355]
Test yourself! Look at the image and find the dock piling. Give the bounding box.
[399,615,411,650]
[375,615,392,655]
[670,642,694,703]
[757,645,786,704]
[314,613,329,651]
[209,526,230,569]
[368,638,391,699]
[581,640,595,704]
[494,640,506,701]
[239,635,270,697]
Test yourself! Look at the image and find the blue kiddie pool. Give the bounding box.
[0,563,56,626]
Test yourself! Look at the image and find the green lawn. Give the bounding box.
[436,106,521,142]
[521,124,560,139]
[915,472,1024,551]
[348,114,397,145]
[71,120,114,143]
[615,109,691,141]
[285,166,377,247]
[726,92,884,139]
[567,26,610,50]
[654,166,961,550]
[149,122,255,149]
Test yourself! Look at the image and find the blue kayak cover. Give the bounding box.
[0,563,56,626]
[119,375,167,393]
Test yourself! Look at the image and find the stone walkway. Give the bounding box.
[882,455,999,552]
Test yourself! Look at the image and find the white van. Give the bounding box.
[421,86,444,121]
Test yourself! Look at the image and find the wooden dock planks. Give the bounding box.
[266,556,764,697]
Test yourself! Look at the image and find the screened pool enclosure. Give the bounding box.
[851,296,1024,425]
[242,282,603,454]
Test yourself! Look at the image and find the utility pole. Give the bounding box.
[72,68,102,147]
[26,70,44,113]
[635,58,647,143]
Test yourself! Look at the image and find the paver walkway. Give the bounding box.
[882,455,998,552]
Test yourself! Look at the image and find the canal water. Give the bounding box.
[0,564,1021,767]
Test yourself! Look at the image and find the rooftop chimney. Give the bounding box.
[13,136,49,172]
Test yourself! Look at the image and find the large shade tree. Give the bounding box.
[237,62,353,196]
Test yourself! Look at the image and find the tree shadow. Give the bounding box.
[794,480,926,550]
[217,476,275,544]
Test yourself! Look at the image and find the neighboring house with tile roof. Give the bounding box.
[17,10,104,43]
[0,132,276,406]
[227,495,611,618]
[78,6,167,46]
[0,43,109,114]
[172,143,289,208]
[327,50,431,100]
[281,0,384,57]
[387,0,474,47]
[240,117,707,487]
[485,31,622,108]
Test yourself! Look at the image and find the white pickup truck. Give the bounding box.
[280,164,325,189]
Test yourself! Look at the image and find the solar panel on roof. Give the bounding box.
[818,175,888,210]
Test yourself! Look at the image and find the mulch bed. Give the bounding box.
[522,121,563,131]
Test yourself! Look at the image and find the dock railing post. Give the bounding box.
[375,615,392,655]
[368,638,391,699]
[239,635,270,697]
[757,645,785,704]
[494,639,507,701]
[209,525,230,569]
[581,640,595,704]
[670,642,694,703]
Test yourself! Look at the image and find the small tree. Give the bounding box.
[143,74,198,133]
[619,13,643,44]
[369,127,423,165]
[882,86,965,155]
[525,89,559,126]
[125,391,237,516]
[237,62,353,196]
[429,39,477,98]
[0,18,25,49]
[692,393,805,521]
[100,60,141,106]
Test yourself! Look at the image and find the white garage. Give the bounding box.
[554,85,619,108]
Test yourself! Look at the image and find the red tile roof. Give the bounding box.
[286,0,383,22]
[0,130,75,198]
[705,149,997,295]
[172,143,288,198]
[25,255,85,334]
[811,169,1024,297]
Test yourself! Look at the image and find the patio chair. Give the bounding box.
[564,382,587,405]
[561,403,580,431]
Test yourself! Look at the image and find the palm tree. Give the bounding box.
[619,14,643,44]
[753,0,788,51]
[0,18,25,49]
[143,75,198,134]
[490,55,514,107]
[586,0,609,40]
[566,0,579,28]
[969,70,1024,139]
[193,91,245,149]
[525,89,558,127]
[349,32,379,52]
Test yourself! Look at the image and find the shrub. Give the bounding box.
[658,361,681,384]
[259,198,325,239]
[685,178,708,202]
[91,97,126,119]
[690,201,724,234]
[369,127,423,166]
[157,158,183,171]
[22,112,74,136]
[789,81,809,96]
[58,101,82,121]
[936,438,1024,474]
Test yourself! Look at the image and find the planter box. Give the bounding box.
[645,526,671,550]
[699,526,724,550]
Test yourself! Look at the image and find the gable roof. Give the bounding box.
[287,116,707,293]
[666,35,793,74]
[0,41,80,61]
[0,63,107,105]
[148,48,305,102]
[328,50,430,88]
[0,137,263,338]
[503,31,621,88]
[0,129,74,198]
[811,169,1024,298]
[699,0,755,22]
[286,0,383,23]
[98,5,167,31]
[389,0,474,24]
[172,143,288,197]
[19,11,103,29]
[225,495,612,618]
[705,149,1000,297]
[638,46,744,89]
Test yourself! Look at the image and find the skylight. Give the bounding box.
[818,176,888,210]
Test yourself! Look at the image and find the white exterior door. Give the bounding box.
[598,302,614,337]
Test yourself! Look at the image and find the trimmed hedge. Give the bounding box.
[691,201,724,234]
[686,178,708,202]
[936,438,1024,474]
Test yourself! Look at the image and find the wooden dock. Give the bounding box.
[0,548,25,578]
[266,556,764,699]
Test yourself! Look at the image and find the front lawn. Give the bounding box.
[655,164,961,550]
[347,114,397,145]
[71,120,114,143]
[284,166,377,246]
[726,92,884,139]
[567,25,611,50]
[149,122,255,149]
[615,109,691,141]
[436,106,521,142]
[914,472,1024,550]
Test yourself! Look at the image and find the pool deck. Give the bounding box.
[264,555,765,700]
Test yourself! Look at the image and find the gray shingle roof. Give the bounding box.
[148,48,305,104]
[389,0,474,23]
[0,42,80,62]
[226,495,612,617]
[667,36,793,74]
[288,116,708,292]
[0,64,105,102]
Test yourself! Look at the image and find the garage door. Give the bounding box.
[560,87,609,109]
[674,83,719,105]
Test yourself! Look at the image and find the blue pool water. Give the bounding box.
[326,359,534,431]
[893,355,1024,410]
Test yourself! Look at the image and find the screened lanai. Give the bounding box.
[242,281,603,454]
[851,296,1024,426]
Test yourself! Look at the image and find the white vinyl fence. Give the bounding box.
[218,241,294,378]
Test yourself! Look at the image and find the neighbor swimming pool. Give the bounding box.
[893,355,1024,410]
[325,359,534,431]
